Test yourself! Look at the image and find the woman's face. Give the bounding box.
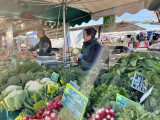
[83,31,91,42]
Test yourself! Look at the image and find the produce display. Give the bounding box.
[0,61,12,71]
[0,56,10,61]
[149,43,160,50]
[0,52,160,120]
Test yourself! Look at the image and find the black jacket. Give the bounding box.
[78,38,101,70]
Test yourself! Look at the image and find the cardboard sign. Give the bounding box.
[131,72,148,93]
[116,93,132,107]
[51,72,59,83]
[103,15,115,32]
[61,84,88,120]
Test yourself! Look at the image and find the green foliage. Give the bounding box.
[33,99,49,114]
[15,112,26,120]
[7,76,21,86]
[59,67,88,86]
[116,102,160,120]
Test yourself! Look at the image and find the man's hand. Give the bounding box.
[32,53,39,57]
[76,53,81,58]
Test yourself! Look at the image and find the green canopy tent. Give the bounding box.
[0,0,159,63]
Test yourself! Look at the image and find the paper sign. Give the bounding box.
[139,86,154,104]
[131,72,148,93]
[116,93,132,107]
[51,72,59,83]
[61,84,88,120]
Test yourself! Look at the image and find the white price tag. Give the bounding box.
[139,86,154,104]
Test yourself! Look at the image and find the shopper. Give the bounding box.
[74,27,101,70]
[31,29,52,56]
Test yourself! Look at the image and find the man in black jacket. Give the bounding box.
[74,27,101,70]
[31,29,52,56]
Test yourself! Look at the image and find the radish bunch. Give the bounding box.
[88,106,115,120]
[23,96,63,120]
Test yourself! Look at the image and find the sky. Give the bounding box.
[72,9,160,30]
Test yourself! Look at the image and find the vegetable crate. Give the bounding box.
[0,110,21,120]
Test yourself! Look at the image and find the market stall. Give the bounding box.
[0,0,160,120]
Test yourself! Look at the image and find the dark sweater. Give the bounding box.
[78,38,101,70]
[30,35,52,56]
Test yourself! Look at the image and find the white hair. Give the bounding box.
[37,29,45,35]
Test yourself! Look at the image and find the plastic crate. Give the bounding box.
[0,110,21,120]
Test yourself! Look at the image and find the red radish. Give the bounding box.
[37,113,41,119]
[105,109,110,116]
[92,114,95,119]
[106,115,111,120]
[110,109,115,117]
[33,115,37,119]
[47,111,52,116]
[51,113,58,119]
[106,106,111,111]
[52,103,59,109]
[29,116,33,119]
[110,117,115,120]
[39,109,44,115]
[98,108,106,118]
[42,107,45,111]
[42,114,46,118]
[23,117,29,120]
[47,102,53,109]
[55,96,62,102]
[58,101,63,107]
[45,116,53,120]
[95,114,102,120]
[87,113,91,118]
[45,116,49,120]
[102,119,107,120]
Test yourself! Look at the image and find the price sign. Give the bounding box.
[131,72,148,93]
[70,81,80,91]
[116,93,132,107]
[61,84,88,120]
[51,72,59,83]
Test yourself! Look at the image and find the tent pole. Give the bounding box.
[63,1,67,64]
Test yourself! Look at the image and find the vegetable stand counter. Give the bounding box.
[0,110,21,120]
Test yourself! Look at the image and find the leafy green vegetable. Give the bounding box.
[116,102,160,120]
[15,112,26,120]
[33,99,49,114]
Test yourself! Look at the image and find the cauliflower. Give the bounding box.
[40,78,55,85]
[25,81,45,95]
[1,85,22,98]
[3,90,27,111]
